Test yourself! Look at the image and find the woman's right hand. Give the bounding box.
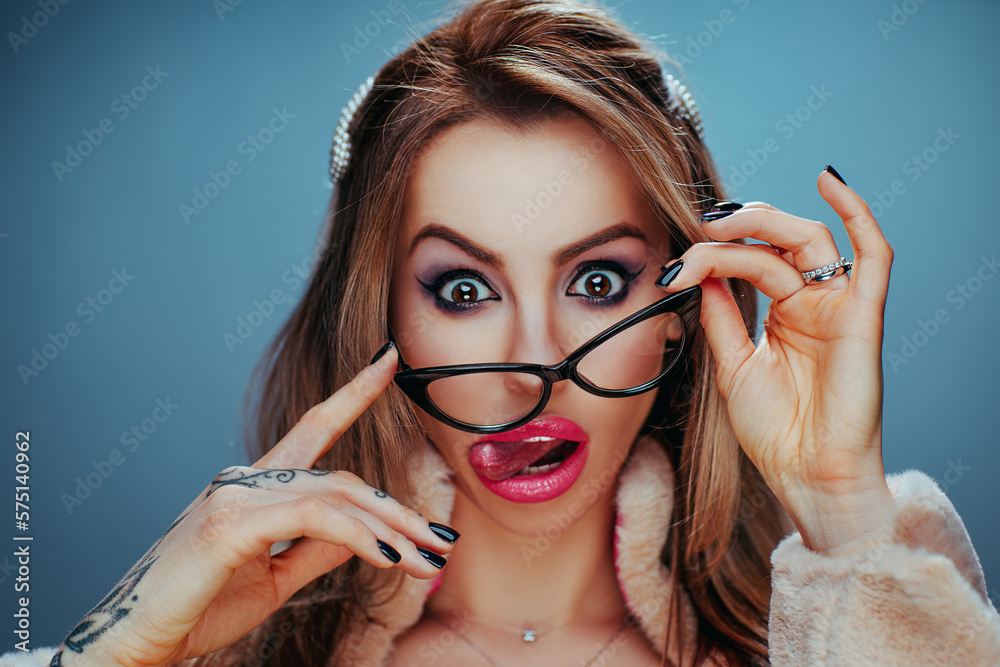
[54,343,458,666]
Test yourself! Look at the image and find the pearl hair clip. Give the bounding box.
[328,75,375,184]
[663,72,705,143]
[328,70,704,184]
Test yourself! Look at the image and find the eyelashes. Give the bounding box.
[419,261,645,312]
[418,269,500,313]
[567,260,644,305]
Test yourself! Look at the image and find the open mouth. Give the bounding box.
[468,436,582,482]
[513,440,579,476]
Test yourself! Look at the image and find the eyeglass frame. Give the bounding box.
[389,284,702,434]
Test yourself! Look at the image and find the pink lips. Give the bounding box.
[468,417,590,503]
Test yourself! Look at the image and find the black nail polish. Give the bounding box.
[700,208,740,223]
[824,165,847,186]
[417,547,447,569]
[369,341,394,365]
[711,201,744,212]
[656,260,683,289]
[377,539,401,564]
[428,522,461,544]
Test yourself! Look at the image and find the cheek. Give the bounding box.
[592,390,656,437]
[410,409,468,471]
[580,390,657,474]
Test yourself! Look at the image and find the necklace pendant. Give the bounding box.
[522,629,536,643]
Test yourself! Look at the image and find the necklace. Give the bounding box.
[425,608,629,667]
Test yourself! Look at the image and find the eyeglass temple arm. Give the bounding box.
[385,323,411,371]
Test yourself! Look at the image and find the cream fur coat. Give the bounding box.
[9,438,1000,666]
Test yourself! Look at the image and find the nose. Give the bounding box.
[501,307,571,396]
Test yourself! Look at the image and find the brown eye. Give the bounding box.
[432,273,498,309]
[585,274,611,297]
[452,281,477,302]
[569,268,626,300]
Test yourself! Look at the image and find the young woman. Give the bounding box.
[24,0,999,665]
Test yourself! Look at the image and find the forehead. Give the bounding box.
[397,115,664,252]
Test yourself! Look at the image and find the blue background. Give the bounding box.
[2,0,998,650]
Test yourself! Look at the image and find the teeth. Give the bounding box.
[515,461,562,476]
[522,436,556,442]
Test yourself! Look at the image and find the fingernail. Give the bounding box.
[369,341,395,365]
[428,522,461,544]
[824,165,847,186]
[416,546,447,569]
[377,539,401,564]
[700,204,742,224]
[656,260,683,289]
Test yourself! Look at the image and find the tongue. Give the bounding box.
[469,439,567,482]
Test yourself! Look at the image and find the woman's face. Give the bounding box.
[388,114,675,535]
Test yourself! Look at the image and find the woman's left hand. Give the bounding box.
[657,167,897,557]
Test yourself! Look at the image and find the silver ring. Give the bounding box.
[802,257,853,284]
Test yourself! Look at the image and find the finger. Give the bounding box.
[198,467,459,553]
[659,242,806,301]
[256,344,398,470]
[702,204,845,281]
[698,276,756,387]
[269,533,442,606]
[817,168,893,305]
[268,537,362,598]
[341,480,460,553]
[201,494,445,581]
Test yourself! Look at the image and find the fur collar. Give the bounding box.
[336,435,699,666]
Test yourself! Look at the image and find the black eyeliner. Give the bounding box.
[418,268,498,313]
[567,260,645,306]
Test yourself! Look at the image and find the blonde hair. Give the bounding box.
[195,0,786,664]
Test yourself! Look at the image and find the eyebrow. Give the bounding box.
[408,221,649,268]
[552,222,648,266]
[409,224,502,267]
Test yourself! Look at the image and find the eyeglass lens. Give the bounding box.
[423,310,684,428]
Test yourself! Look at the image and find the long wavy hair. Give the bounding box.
[191,0,787,664]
